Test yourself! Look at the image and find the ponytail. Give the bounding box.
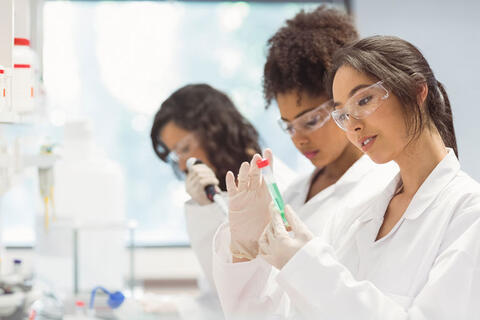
[431,81,458,157]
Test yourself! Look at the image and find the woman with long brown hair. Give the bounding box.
[215,36,480,319]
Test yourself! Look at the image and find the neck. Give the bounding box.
[394,129,448,197]
[323,143,363,180]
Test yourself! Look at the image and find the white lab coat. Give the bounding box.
[283,155,397,237]
[177,155,296,319]
[212,155,399,318]
[212,149,480,320]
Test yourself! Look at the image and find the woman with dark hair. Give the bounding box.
[149,83,293,319]
[212,6,397,312]
[151,83,262,189]
[217,36,480,319]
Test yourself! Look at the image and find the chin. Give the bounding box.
[365,150,393,164]
[311,156,329,169]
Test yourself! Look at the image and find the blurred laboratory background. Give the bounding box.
[0,0,478,319]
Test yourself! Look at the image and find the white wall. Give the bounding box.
[353,0,480,179]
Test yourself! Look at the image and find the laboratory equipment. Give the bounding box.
[0,259,35,319]
[256,158,288,226]
[0,66,6,111]
[186,157,228,215]
[74,300,86,316]
[89,286,125,312]
[28,291,63,320]
[12,37,35,113]
[35,120,127,293]
[38,144,55,232]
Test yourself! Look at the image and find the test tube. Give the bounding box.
[256,158,289,226]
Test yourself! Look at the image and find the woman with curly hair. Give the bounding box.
[211,6,398,318]
[216,34,480,320]
[150,83,293,319]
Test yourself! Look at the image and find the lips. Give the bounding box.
[303,150,319,160]
[358,135,377,152]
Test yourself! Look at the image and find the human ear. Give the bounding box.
[417,82,428,107]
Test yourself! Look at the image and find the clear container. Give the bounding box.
[256,158,289,226]
[12,37,35,113]
[74,301,86,317]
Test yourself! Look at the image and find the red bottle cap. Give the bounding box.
[256,158,270,169]
[14,38,30,46]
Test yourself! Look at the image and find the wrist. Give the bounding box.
[230,241,258,261]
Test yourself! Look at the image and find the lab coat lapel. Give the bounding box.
[299,156,376,222]
[336,174,399,270]
[403,149,460,221]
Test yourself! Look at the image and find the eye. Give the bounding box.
[178,145,190,155]
[304,115,320,128]
[358,95,373,106]
[286,124,295,134]
[338,113,348,122]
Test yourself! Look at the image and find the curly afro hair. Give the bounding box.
[263,5,359,107]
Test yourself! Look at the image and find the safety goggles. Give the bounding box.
[277,100,333,137]
[331,81,389,131]
[155,133,200,180]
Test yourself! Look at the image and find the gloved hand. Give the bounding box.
[226,149,274,260]
[259,202,314,269]
[185,163,220,205]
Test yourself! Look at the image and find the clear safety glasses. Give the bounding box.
[331,81,389,131]
[156,133,200,180]
[277,100,333,137]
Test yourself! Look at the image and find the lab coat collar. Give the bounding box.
[358,148,459,223]
[334,155,377,189]
[358,173,401,223]
[402,148,460,220]
[295,155,377,202]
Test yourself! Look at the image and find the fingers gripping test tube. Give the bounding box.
[256,158,289,226]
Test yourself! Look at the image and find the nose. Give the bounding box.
[178,158,187,172]
[345,115,363,133]
[292,130,310,146]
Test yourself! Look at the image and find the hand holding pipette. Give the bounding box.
[186,157,228,215]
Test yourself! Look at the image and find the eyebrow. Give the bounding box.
[280,107,316,122]
[332,83,372,108]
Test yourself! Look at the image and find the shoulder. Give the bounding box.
[439,171,480,251]
[283,171,314,198]
[441,171,480,212]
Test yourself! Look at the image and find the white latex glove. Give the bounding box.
[185,163,220,205]
[226,150,274,260]
[259,202,314,269]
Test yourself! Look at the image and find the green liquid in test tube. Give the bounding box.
[257,158,289,226]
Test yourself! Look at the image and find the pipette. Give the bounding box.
[256,158,289,226]
[186,158,228,215]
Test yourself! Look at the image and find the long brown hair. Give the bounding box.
[327,35,458,157]
[150,84,261,190]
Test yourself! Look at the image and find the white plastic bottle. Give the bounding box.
[35,120,127,293]
[12,38,35,113]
